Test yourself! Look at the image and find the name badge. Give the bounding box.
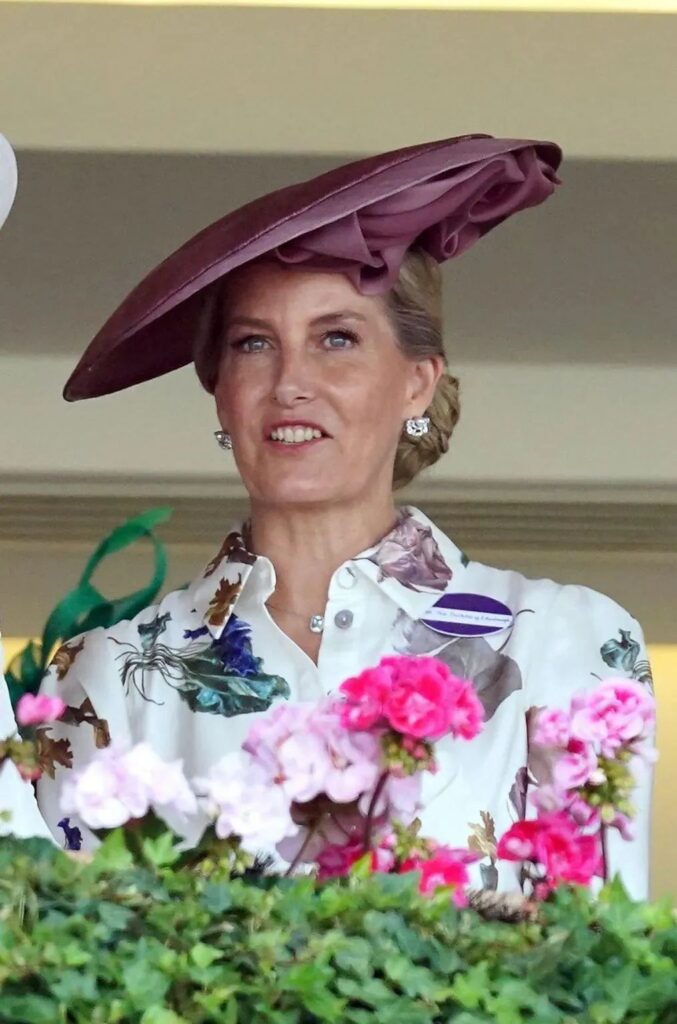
[420,593,514,638]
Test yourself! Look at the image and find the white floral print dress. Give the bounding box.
[35,508,653,897]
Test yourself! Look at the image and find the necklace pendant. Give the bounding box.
[309,615,325,634]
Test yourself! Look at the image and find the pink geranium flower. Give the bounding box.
[340,655,484,742]
[569,678,655,756]
[497,812,602,889]
[533,707,570,748]
[552,737,601,791]
[401,846,478,906]
[16,693,66,726]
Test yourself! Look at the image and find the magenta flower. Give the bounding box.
[340,656,484,742]
[498,812,602,889]
[16,693,66,727]
[401,846,478,906]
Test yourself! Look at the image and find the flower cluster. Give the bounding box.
[533,678,656,834]
[339,655,484,744]
[61,743,197,830]
[317,822,480,907]
[498,677,656,894]
[497,812,602,896]
[39,655,654,908]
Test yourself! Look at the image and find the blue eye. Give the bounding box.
[234,336,269,353]
[323,330,357,350]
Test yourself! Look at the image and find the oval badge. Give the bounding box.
[420,593,514,638]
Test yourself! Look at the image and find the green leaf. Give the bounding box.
[92,828,135,872]
[190,942,224,969]
[0,996,58,1024]
[140,1009,190,1024]
[141,830,182,869]
[122,960,171,1011]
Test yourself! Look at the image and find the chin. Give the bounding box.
[248,471,351,508]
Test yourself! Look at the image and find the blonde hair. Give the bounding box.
[384,249,460,490]
[194,249,460,490]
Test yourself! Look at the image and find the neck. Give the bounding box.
[248,492,399,615]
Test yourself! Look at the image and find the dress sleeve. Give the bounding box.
[524,584,654,900]
[36,626,133,850]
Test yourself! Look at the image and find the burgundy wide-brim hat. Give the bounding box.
[65,133,562,401]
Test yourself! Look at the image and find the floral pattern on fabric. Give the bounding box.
[600,629,653,690]
[393,611,523,721]
[60,698,111,749]
[467,810,498,891]
[111,611,290,718]
[361,509,452,592]
[50,637,86,681]
[204,531,257,578]
[206,576,243,628]
[35,729,73,778]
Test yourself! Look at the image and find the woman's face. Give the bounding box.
[214,262,442,508]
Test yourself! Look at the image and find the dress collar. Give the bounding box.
[188,506,468,638]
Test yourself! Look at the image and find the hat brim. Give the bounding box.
[65,134,562,401]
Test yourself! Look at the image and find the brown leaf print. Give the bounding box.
[508,765,529,820]
[204,532,256,578]
[207,575,242,627]
[467,810,497,860]
[60,698,111,749]
[35,729,73,778]
[394,613,522,721]
[51,636,86,681]
[366,510,452,592]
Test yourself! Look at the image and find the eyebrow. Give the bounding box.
[224,310,368,331]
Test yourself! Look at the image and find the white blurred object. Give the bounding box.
[0,133,18,230]
[0,134,54,837]
[0,640,54,839]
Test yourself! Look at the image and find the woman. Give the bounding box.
[37,135,653,895]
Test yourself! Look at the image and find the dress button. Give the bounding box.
[334,609,354,630]
[337,566,358,589]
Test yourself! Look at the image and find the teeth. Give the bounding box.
[270,426,323,444]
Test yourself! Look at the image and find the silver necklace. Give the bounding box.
[267,602,325,634]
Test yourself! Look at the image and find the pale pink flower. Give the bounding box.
[198,751,296,854]
[16,693,66,726]
[121,744,197,816]
[569,678,655,756]
[61,748,148,830]
[533,707,570,748]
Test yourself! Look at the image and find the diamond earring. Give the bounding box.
[214,430,233,450]
[405,417,430,438]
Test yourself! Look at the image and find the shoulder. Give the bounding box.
[453,554,648,693]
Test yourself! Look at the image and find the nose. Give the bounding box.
[271,345,315,407]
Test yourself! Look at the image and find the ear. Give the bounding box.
[404,355,445,418]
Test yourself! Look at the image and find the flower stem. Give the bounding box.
[284,820,320,878]
[363,771,389,851]
[600,823,609,883]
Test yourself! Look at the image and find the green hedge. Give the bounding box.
[0,834,675,1024]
